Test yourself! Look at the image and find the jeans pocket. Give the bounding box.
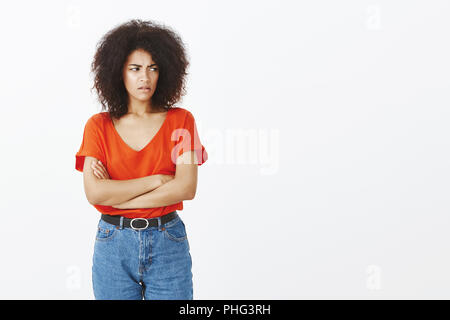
[95,220,118,242]
[164,218,188,242]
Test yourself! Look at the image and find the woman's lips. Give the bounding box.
[138,87,151,92]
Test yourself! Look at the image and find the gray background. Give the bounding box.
[0,0,448,299]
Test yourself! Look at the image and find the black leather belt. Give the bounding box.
[101,211,178,230]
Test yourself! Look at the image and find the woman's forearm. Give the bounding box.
[94,175,163,206]
[112,177,192,209]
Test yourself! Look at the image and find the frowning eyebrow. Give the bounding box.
[128,63,158,67]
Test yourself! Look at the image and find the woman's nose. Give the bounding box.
[140,76,150,83]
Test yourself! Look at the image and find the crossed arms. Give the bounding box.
[82,151,198,210]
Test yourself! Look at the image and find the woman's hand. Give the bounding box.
[91,160,110,179]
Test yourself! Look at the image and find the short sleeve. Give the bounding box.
[172,111,208,166]
[75,116,106,172]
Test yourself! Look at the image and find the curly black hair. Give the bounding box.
[90,19,190,120]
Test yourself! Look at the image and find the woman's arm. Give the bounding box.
[86,157,170,206]
[112,151,199,209]
[94,175,165,206]
[111,176,193,209]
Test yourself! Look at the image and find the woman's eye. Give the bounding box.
[129,67,157,71]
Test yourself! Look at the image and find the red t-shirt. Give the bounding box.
[75,107,208,218]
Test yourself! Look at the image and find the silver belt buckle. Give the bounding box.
[130,218,150,230]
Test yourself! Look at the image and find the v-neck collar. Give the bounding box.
[108,109,172,153]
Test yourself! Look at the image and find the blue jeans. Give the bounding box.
[92,211,193,300]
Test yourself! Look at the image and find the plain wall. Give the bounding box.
[0,0,449,299]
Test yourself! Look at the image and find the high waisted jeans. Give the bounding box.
[92,211,193,300]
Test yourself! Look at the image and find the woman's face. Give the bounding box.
[122,49,159,103]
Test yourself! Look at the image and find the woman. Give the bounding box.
[75,19,208,300]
